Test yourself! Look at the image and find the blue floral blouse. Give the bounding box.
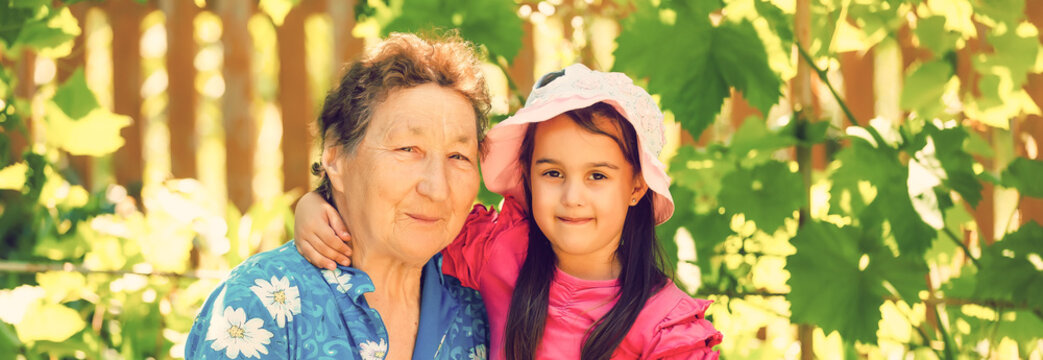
[185,241,489,360]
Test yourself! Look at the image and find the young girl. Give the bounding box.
[295,64,722,359]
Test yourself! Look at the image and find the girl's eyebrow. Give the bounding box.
[534,158,619,170]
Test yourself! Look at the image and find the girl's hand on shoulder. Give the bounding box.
[294,191,353,270]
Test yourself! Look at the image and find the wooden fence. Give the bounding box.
[4,0,1041,243]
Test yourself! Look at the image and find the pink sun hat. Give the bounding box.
[481,63,674,225]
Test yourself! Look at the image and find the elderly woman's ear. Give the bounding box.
[322,146,345,193]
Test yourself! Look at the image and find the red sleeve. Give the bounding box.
[440,204,499,288]
[440,198,530,289]
[644,298,723,360]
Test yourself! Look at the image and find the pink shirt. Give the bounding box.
[441,198,722,359]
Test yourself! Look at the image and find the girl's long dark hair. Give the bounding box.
[503,100,669,360]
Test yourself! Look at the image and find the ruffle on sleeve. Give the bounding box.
[644,298,723,360]
[440,197,530,288]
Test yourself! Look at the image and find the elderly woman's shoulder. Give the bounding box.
[221,241,317,288]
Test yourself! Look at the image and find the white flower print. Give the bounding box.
[321,268,353,293]
[205,306,274,359]
[468,344,487,360]
[249,276,301,328]
[359,339,388,360]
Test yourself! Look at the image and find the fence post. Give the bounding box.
[276,2,318,196]
[1019,0,1043,226]
[10,51,35,163]
[164,0,199,180]
[839,50,874,126]
[219,0,257,212]
[109,0,145,190]
[329,0,365,79]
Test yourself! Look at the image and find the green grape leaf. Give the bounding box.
[52,68,100,120]
[925,124,983,206]
[868,246,929,304]
[754,0,793,44]
[712,20,782,118]
[43,102,130,157]
[615,2,780,139]
[973,0,1025,26]
[35,272,86,304]
[878,178,937,257]
[1001,157,1043,198]
[14,303,86,343]
[384,0,522,62]
[914,16,959,56]
[730,117,797,157]
[976,221,1043,308]
[786,221,885,343]
[690,209,733,274]
[963,128,994,157]
[829,137,895,216]
[14,6,80,58]
[0,161,27,190]
[900,59,953,117]
[975,23,1040,89]
[718,161,802,231]
[992,310,1043,351]
[669,145,734,207]
[0,2,34,46]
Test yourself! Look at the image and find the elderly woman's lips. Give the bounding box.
[557,216,593,225]
[407,213,442,222]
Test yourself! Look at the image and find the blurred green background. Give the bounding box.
[1,0,1042,358]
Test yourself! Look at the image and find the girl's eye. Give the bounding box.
[542,170,562,178]
[589,173,607,180]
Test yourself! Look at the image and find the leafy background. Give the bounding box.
[1,0,1042,358]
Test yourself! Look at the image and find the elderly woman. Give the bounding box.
[185,33,490,360]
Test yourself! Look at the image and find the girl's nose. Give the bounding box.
[561,178,584,207]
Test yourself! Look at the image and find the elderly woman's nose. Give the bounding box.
[416,157,451,201]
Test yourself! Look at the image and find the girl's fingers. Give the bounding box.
[323,204,352,242]
[307,230,352,267]
[316,225,353,260]
[296,238,337,270]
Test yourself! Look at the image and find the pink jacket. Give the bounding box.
[441,198,722,359]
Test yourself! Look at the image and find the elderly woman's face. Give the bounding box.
[325,83,480,265]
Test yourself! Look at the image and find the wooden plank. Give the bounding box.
[276,2,319,195]
[839,50,874,125]
[9,51,35,163]
[329,0,365,79]
[1018,0,1043,226]
[219,0,256,212]
[108,0,145,188]
[163,0,200,180]
[509,20,536,99]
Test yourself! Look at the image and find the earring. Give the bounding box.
[631,198,637,205]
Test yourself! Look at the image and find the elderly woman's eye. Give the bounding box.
[449,153,470,161]
[398,146,415,152]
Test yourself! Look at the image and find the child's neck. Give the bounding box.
[554,252,622,281]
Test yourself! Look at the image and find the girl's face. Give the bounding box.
[529,114,647,278]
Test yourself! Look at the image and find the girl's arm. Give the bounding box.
[293,191,352,270]
[293,191,510,289]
